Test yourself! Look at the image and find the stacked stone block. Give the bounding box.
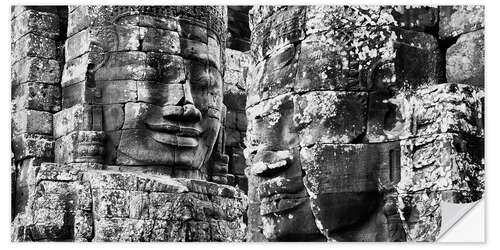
[245,5,484,242]
[226,6,252,51]
[224,48,251,192]
[440,6,484,87]
[11,6,65,220]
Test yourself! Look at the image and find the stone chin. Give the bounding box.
[115,119,220,171]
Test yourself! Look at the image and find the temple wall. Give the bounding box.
[11,5,484,242]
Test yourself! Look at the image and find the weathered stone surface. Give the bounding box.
[95,80,138,104]
[81,171,247,241]
[439,5,484,39]
[391,6,438,32]
[294,91,367,146]
[398,133,484,201]
[12,82,61,113]
[365,90,412,143]
[412,83,484,137]
[62,81,94,108]
[251,6,305,61]
[246,94,298,150]
[102,104,125,131]
[55,131,105,164]
[446,30,484,87]
[11,33,57,63]
[12,133,54,161]
[394,28,443,89]
[366,83,484,143]
[141,27,181,54]
[12,109,53,136]
[11,9,59,42]
[53,104,103,138]
[224,84,247,111]
[60,54,93,87]
[296,27,395,92]
[399,192,441,242]
[299,142,402,240]
[12,57,61,85]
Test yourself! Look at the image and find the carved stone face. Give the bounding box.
[86,9,225,175]
[245,5,402,241]
[116,62,223,171]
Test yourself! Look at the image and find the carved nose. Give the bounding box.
[162,81,202,122]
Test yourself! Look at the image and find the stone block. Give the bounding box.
[61,53,92,87]
[180,37,209,62]
[246,202,266,241]
[230,147,247,175]
[11,9,59,42]
[137,81,183,106]
[224,69,245,87]
[93,189,130,218]
[365,90,412,143]
[246,93,298,150]
[412,83,484,137]
[399,192,442,241]
[299,143,385,235]
[210,219,246,242]
[144,53,186,83]
[12,133,53,161]
[74,210,93,241]
[446,29,484,87]
[12,82,61,113]
[296,27,396,92]
[33,192,76,211]
[93,51,148,81]
[251,6,305,61]
[31,209,74,240]
[102,104,125,131]
[366,83,484,143]
[439,5,484,39]
[179,19,208,43]
[11,6,60,19]
[12,57,61,85]
[141,26,181,54]
[245,57,264,102]
[129,191,150,219]
[65,25,142,61]
[95,80,138,104]
[12,109,53,136]
[55,131,105,164]
[259,194,322,241]
[394,28,443,89]
[53,104,103,138]
[390,6,438,32]
[258,45,299,101]
[398,133,484,201]
[61,81,95,108]
[93,217,154,242]
[293,91,367,146]
[36,163,90,182]
[11,33,56,63]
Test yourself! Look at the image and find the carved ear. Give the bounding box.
[207,104,233,185]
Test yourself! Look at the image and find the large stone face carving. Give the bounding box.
[59,6,227,178]
[245,5,484,242]
[12,6,248,242]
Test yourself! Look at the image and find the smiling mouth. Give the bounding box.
[146,122,202,147]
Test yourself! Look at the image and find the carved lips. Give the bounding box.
[146,121,202,147]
